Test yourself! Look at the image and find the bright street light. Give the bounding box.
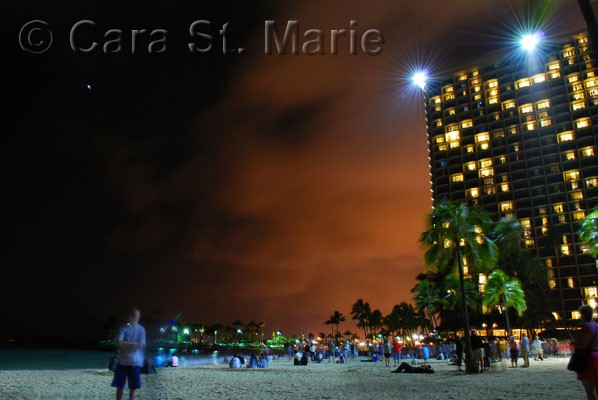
[520,32,542,51]
[412,71,427,90]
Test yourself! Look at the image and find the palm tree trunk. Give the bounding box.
[457,249,477,374]
[503,303,511,337]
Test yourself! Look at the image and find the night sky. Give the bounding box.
[4,1,585,343]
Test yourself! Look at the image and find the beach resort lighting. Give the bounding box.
[183,328,190,335]
[520,32,542,51]
[412,71,427,90]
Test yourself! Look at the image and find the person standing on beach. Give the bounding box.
[509,336,519,368]
[575,304,598,400]
[112,308,146,400]
[392,339,402,368]
[470,329,484,373]
[520,333,530,367]
[328,340,336,363]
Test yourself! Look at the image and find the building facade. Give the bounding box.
[424,31,598,321]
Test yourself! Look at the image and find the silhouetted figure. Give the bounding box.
[391,362,435,374]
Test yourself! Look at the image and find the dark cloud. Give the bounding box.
[5,0,586,341]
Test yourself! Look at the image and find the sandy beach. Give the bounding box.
[0,357,585,400]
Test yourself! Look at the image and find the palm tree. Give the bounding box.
[579,207,598,264]
[420,201,498,374]
[412,278,443,332]
[331,311,346,338]
[369,309,383,338]
[483,269,527,336]
[351,299,372,340]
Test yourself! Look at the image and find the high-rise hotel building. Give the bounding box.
[424,31,598,321]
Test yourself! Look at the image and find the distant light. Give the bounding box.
[86,84,92,90]
[520,32,542,51]
[412,71,427,89]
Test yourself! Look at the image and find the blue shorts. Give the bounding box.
[393,353,401,360]
[112,365,142,389]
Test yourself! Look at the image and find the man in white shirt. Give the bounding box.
[111,308,146,400]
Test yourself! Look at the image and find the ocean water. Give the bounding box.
[0,349,113,370]
[0,348,228,370]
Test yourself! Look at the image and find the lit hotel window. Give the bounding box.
[465,145,474,153]
[549,71,561,79]
[473,85,481,93]
[572,101,586,111]
[461,119,473,129]
[515,78,531,89]
[557,131,575,143]
[471,70,479,77]
[554,203,564,213]
[486,79,498,89]
[444,93,455,101]
[580,147,595,157]
[576,118,590,129]
[443,85,454,93]
[532,74,546,84]
[447,108,456,116]
[549,280,557,289]
[446,123,459,132]
[498,155,506,164]
[536,100,550,109]
[571,191,584,200]
[466,188,480,198]
[579,36,589,45]
[526,121,537,131]
[508,125,518,135]
[584,287,598,300]
[487,97,499,105]
[484,186,495,195]
[465,162,477,171]
[488,89,499,97]
[587,177,598,187]
[475,132,490,143]
[573,210,586,221]
[563,170,580,181]
[585,78,598,88]
[568,75,579,84]
[500,201,513,212]
[450,173,464,183]
[573,92,585,100]
[458,74,467,81]
[479,159,492,168]
[542,216,548,225]
[562,47,575,58]
[431,96,441,105]
[479,168,494,178]
[561,245,571,256]
[589,71,596,78]
[542,226,549,235]
[573,83,584,92]
[565,151,576,160]
[525,239,535,248]
[538,110,549,119]
[568,277,575,288]
[502,100,516,110]
[519,104,534,114]
[572,311,581,320]
[548,62,560,70]
[435,136,445,144]
[539,119,551,128]
[580,244,590,254]
[539,207,547,215]
[589,89,598,97]
[493,130,505,139]
[500,183,510,192]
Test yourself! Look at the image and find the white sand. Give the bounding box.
[0,357,585,399]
